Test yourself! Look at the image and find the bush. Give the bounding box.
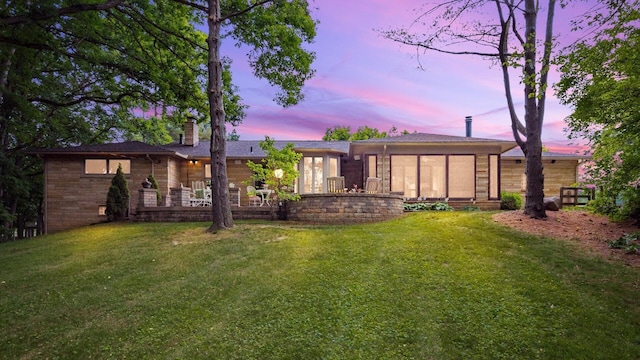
[607,232,640,254]
[500,191,522,210]
[404,202,454,211]
[147,173,162,206]
[105,164,130,221]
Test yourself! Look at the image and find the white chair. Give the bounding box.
[327,176,345,193]
[190,181,207,206]
[365,177,382,194]
[246,186,260,207]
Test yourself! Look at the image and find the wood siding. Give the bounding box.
[500,159,579,198]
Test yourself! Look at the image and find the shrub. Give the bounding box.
[105,164,130,221]
[147,173,162,205]
[607,232,640,254]
[500,191,522,210]
[404,202,454,211]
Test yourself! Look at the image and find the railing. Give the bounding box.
[560,187,595,207]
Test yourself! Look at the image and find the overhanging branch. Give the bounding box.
[1,0,124,26]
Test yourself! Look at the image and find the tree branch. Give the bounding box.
[169,0,209,13]
[220,0,273,22]
[1,0,124,26]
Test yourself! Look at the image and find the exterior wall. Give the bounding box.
[227,159,255,206]
[356,150,497,200]
[44,156,165,233]
[500,159,579,197]
[475,155,489,201]
[288,193,404,224]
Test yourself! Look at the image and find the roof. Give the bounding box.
[30,141,186,158]
[163,140,351,159]
[352,133,517,152]
[501,148,591,160]
[32,140,352,159]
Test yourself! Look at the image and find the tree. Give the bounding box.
[246,136,302,216]
[105,164,130,221]
[0,1,248,238]
[204,0,317,231]
[322,125,407,141]
[381,0,559,218]
[555,2,640,223]
[0,1,212,238]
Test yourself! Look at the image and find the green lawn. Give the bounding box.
[1,212,639,359]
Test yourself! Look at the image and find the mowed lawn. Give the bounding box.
[1,212,639,359]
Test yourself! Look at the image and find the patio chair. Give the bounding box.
[246,186,261,207]
[365,177,382,194]
[327,176,345,193]
[190,188,206,207]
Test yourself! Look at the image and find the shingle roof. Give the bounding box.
[502,148,591,159]
[31,139,351,159]
[163,140,351,158]
[31,141,185,157]
[353,133,514,144]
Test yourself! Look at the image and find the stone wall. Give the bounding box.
[135,207,272,222]
[287,193,404,224]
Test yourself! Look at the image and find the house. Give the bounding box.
[31,119,587,233]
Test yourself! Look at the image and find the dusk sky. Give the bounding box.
[221,1,596,152]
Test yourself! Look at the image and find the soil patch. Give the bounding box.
[492,210,640,268]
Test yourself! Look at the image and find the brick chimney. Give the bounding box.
[465,116,472,137]
[184,119,199,147]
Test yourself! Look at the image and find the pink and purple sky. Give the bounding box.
[222,0,595,153]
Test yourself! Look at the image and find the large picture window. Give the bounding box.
[390,154,476,199]
[391,155,417,198]
[302,156,323,193]
[85,159,130,175]
[420,156,446,199]
[448,155,475,198]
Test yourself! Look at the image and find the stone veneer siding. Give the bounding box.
[287,193,404,224]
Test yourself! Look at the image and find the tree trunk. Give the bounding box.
[207,0,233,231]
[522,0,546,219]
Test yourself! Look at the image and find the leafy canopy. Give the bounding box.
[555,2,640,222]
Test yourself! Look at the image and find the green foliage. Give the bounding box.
[500,191,523,210]
[147,174,162,206]
[555,3,640,223]
[323,125,410,141]
[105,165,130,222]
[607,232,640,254]
[246,136,302,202]
[403,202,454,211]
[224,0,317,107]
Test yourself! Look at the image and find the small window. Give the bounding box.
[205,163,211,179]
[85,159,107,174]
[98,205,106,216]
[85,159,130,174]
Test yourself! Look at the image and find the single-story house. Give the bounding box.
[31,120,588,233]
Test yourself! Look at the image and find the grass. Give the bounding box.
[1,212,640,359]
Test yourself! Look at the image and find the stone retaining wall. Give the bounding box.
[287,193,404,224]
[135,206,272,222]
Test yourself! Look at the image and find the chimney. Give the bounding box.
[465,116,472,137]
[184,118,199,147]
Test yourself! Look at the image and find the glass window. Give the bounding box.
[329,157,338,177]
[367,155,377,178]
[85,159,107,174]
[109,160,130,174]
[205,163,211,179]
[391,155,417,198]
[489,155,499,199]
[448,155,475,198]
[302,156,323,193]
[420,156,446,199]
[85,159,130,174]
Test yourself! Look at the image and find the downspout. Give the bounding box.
[146,154,155,175]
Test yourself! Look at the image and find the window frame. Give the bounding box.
[389,154,477,200]
[84,159,131,175]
